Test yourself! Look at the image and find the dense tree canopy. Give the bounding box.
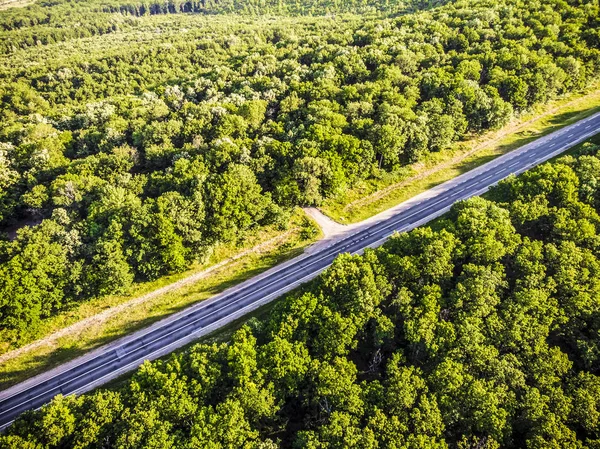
[1,0,600,337]
[3,140,600,448]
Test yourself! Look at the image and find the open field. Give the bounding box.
[0,0,32,10]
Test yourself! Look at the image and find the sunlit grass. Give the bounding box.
[0,208,321,390]
[321,85,600,224]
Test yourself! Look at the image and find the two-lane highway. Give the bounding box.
[1,111,600,429]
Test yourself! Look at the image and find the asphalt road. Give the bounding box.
[1,112,600,429]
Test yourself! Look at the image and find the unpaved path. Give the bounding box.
[303,207,348,237]
[0,230,295,365]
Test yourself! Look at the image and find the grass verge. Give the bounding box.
[321,85,600,224]
[0,208,321,391]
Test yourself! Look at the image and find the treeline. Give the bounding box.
[3,141,600,448]
[99,0,433,17]
[0,0,445,52]
[0,15,137,51]
[1,0,600,339]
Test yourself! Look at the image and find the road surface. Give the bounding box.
[1,111,599,429]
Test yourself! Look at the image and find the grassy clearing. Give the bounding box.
[0,209,321,390]
[321,85,600,224]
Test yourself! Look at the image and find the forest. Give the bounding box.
[1,0,600,341]
[0,0,447,52]
[2,139,600,448]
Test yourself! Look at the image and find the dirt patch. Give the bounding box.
[0,0,34,10]
[303,207,348,237]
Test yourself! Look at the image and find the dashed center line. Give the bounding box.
[428,198,445,208]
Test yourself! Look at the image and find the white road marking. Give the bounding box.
[428,198,446,208]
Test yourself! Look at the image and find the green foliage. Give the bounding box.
[1,3,600,443]
[0,0,444,54]
[5,142,600,448]
[2,0,600,337]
